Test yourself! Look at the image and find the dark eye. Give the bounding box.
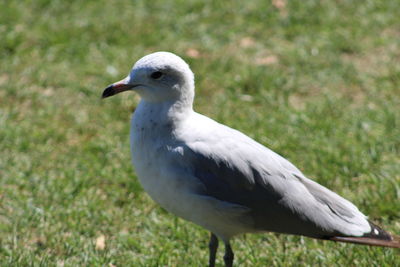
[150,71,163,79]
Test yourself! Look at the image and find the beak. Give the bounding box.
[102,78,137,99]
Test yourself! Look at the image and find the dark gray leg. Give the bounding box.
[209,233,219,267]
[223,242,234,267]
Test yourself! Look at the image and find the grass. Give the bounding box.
[1,0,399,266]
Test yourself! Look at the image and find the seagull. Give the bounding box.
[102,52,400,266]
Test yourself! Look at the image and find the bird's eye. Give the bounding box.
[150,71,163,79]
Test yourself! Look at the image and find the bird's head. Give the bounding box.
[102,52,195,104]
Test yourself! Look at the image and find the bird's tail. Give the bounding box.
[329,221,400,248]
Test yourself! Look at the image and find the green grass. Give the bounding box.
[1,0,399,266]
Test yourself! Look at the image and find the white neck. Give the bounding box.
[134,98,194,128]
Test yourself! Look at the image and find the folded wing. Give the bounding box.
[176,113,380,240]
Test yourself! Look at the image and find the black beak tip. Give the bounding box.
[102,86,115,99]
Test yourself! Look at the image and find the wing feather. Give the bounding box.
[175,113,371,238]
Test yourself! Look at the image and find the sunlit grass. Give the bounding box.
[1,0,399,266]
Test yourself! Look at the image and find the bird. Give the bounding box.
[102,51,400,266]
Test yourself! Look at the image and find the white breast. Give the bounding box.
[129,102,252,240]
[130,102,198,215]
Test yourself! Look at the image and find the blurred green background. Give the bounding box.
[1,0,399,266]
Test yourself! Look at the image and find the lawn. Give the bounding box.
[0,0,399,266]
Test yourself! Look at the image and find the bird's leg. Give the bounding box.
[223,241,234,267]
[209,232,219,267]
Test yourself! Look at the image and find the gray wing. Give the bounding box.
[175,116,371,238]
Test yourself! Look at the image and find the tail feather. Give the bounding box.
[329,221,400,248]
[330,236,400,248]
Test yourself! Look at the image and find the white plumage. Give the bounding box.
[102,51,399,266]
